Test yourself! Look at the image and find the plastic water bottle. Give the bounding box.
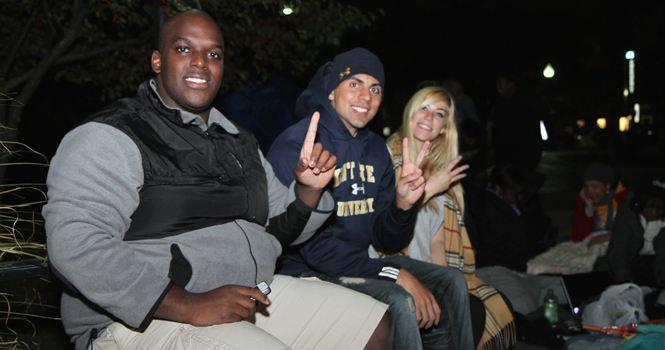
[544,289,558,324]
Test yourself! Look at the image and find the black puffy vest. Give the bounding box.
[88,81,269,241]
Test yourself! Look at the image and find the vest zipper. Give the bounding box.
[229,153,243,170]
[206,128,254,221]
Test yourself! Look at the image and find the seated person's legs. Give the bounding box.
[93,320,292,350]
[94,275,390,350]
[385,255,474,350]
[300,270,422,350]
[254,275,390,350]
[476,266,565,316]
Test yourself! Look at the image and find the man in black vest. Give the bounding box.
[43,10,392,350]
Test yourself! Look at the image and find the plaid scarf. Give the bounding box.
[442,193,516,350]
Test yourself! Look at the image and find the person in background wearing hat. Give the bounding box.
[571,162,630,243]
[267,48,473,350]
[607,173,665,289]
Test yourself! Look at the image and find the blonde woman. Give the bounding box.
[385,86,516,350]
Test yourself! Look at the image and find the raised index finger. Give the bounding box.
[302,112,320,156]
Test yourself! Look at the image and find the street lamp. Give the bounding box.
[597,118,607,129]
[626,51,635,94]
[543,63,555,78]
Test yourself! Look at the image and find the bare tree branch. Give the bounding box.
[3,5,91,132]
[1,32,152,93]
[70,0,82,24]
[41,0,58,50]
[55,33,153,66]
[0,9,38,81]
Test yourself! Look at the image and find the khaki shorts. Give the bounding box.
[93,275,387,350]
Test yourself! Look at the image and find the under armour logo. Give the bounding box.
[351,183,365,195]
[339,67,351,79]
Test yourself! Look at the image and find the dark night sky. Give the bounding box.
[332,0,664,132]
[15,0,665,163]
[6,0,665,210]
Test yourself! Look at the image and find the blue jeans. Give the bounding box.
[301,255,473,350]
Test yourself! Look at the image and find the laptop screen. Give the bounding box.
[560,271,614,314]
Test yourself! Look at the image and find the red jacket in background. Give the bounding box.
[571,182,630,242]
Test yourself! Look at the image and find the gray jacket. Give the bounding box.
[43,92,333,350]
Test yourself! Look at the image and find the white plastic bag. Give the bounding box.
[582,283,649,327]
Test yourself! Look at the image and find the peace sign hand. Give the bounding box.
[395,138,429,210]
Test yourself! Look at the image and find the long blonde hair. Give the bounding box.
[387,86,464,213]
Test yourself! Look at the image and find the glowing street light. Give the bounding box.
[283,6,293,15]
[626,51,635,94]
[597,118,607,129]
[543,63,555,78]
[619,117,630,132]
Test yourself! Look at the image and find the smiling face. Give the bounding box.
[409,100,449,149]
[328,74,382,136]
[151,12,224,122]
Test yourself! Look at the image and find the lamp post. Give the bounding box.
[624,51,635,127]
[626,51,635,94]
[540,64,554,142]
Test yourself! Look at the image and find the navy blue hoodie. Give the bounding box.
[267,62,416,279]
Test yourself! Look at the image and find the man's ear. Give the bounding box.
[328,91,334,102]
[151,51,162,74]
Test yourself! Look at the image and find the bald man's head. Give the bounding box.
[151,9,225,122]
[158,10,222,54]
